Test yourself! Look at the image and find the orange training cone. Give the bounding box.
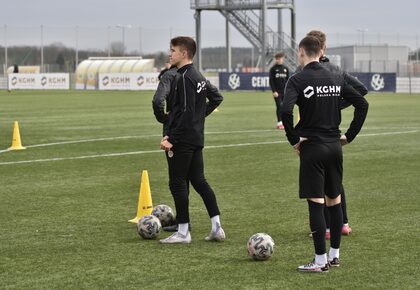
[128,170,154,224]
[8,121,26,151]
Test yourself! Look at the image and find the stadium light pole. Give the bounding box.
[357,28,368,45]
[75,26,79,72]
[107,26,111,57]
[138,26,142,55]
[116,24,132,55]
[41,25,44,72]
[4,25,7,73]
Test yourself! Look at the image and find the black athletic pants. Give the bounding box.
[166,142,220,224]
[273,92,283,122]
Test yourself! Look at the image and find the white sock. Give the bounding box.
[315,253,327,265]
[329,247,340,260]
[178,223,189,236]
[210,215,221,231]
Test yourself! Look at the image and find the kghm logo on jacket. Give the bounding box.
[304,86,314,98]
[304,85,341,98]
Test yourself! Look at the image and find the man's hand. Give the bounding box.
[340,135,349,146]
[293,137,308,156]
[160,136,173,151]
[272,91,279,98]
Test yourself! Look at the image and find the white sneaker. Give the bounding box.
[298,260,329,273]
[159,232,191,244]
[204,224,225,241]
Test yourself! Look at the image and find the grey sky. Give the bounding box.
[0,0,418,53]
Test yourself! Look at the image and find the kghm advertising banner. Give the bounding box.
[350,73,396,92]
[219,72,270,91]
[8,74,70,90]
[98,73,159,90]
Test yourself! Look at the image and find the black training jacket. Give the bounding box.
[269,64,290,93]
[295,56,368,109]
[167,63,223,146]
[281,61,369,146]
[152,66,178,125]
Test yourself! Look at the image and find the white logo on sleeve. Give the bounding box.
[196,81,206,93]
[371,74,385,91]
[228,74,241,90]
[304,86,314,98]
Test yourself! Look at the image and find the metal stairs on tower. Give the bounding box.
[191,0,298,71]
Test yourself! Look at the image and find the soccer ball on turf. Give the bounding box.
[247,233,275,261]
[137,215,161,239]
[152,204,175,227]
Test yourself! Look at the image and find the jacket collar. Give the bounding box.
[177,63,194,73]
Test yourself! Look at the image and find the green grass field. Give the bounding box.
[1,90,419,289]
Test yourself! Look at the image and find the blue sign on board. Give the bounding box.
[349,73,396,92]
[219,72,270,91]
[219,72,396,92]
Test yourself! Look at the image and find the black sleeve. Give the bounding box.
[269,67,275,92]
[152,72,173,123]
[340,72,368,110]
[168,75,195,144]
[205,80,223,116]
[344,72,368,96]
[280,77,300,146]
[341,82,369,143]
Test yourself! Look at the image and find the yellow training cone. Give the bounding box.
[8,121,26,151]
[128,170,154,224]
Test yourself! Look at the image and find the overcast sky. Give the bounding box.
[0,0,419,53]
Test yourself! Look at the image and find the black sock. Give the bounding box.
[324,204,331,229]
[327,203,343,249]
[341,187,349,224]
[307,200,326,255]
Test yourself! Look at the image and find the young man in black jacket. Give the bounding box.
[307,30,368,238]
[159,36,225,244]
[269,52,289,129]
[281,36,368,272]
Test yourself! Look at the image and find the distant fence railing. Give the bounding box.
[1,74,420,93]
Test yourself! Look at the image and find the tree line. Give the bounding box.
[0,42,256,73]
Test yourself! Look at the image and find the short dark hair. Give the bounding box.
[306,30,326,49]
[275,52,285,59]
[299,36,322,58]
[170,36,196,59]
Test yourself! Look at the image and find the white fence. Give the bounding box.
[0,74,419,93]
[396,77,420,93]
[7,73,69,90]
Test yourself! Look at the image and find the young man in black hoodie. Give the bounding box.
[159,36,224,244]
[269,52,290,129]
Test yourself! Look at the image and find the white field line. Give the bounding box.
[0,129,418,166]
[22,129,276,149]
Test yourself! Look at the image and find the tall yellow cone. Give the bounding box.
[8,121,26,151]
[128,170,153,224]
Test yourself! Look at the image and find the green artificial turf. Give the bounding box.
[0,90,419,289]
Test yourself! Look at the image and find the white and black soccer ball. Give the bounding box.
[137,215,161,239]
[247,233,275,261]
[152,204,175,227]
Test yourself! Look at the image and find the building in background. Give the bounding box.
[327,45,410,77]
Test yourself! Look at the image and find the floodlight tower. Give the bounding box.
[191,0,297,72]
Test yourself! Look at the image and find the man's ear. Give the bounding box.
[298,47,305,58]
